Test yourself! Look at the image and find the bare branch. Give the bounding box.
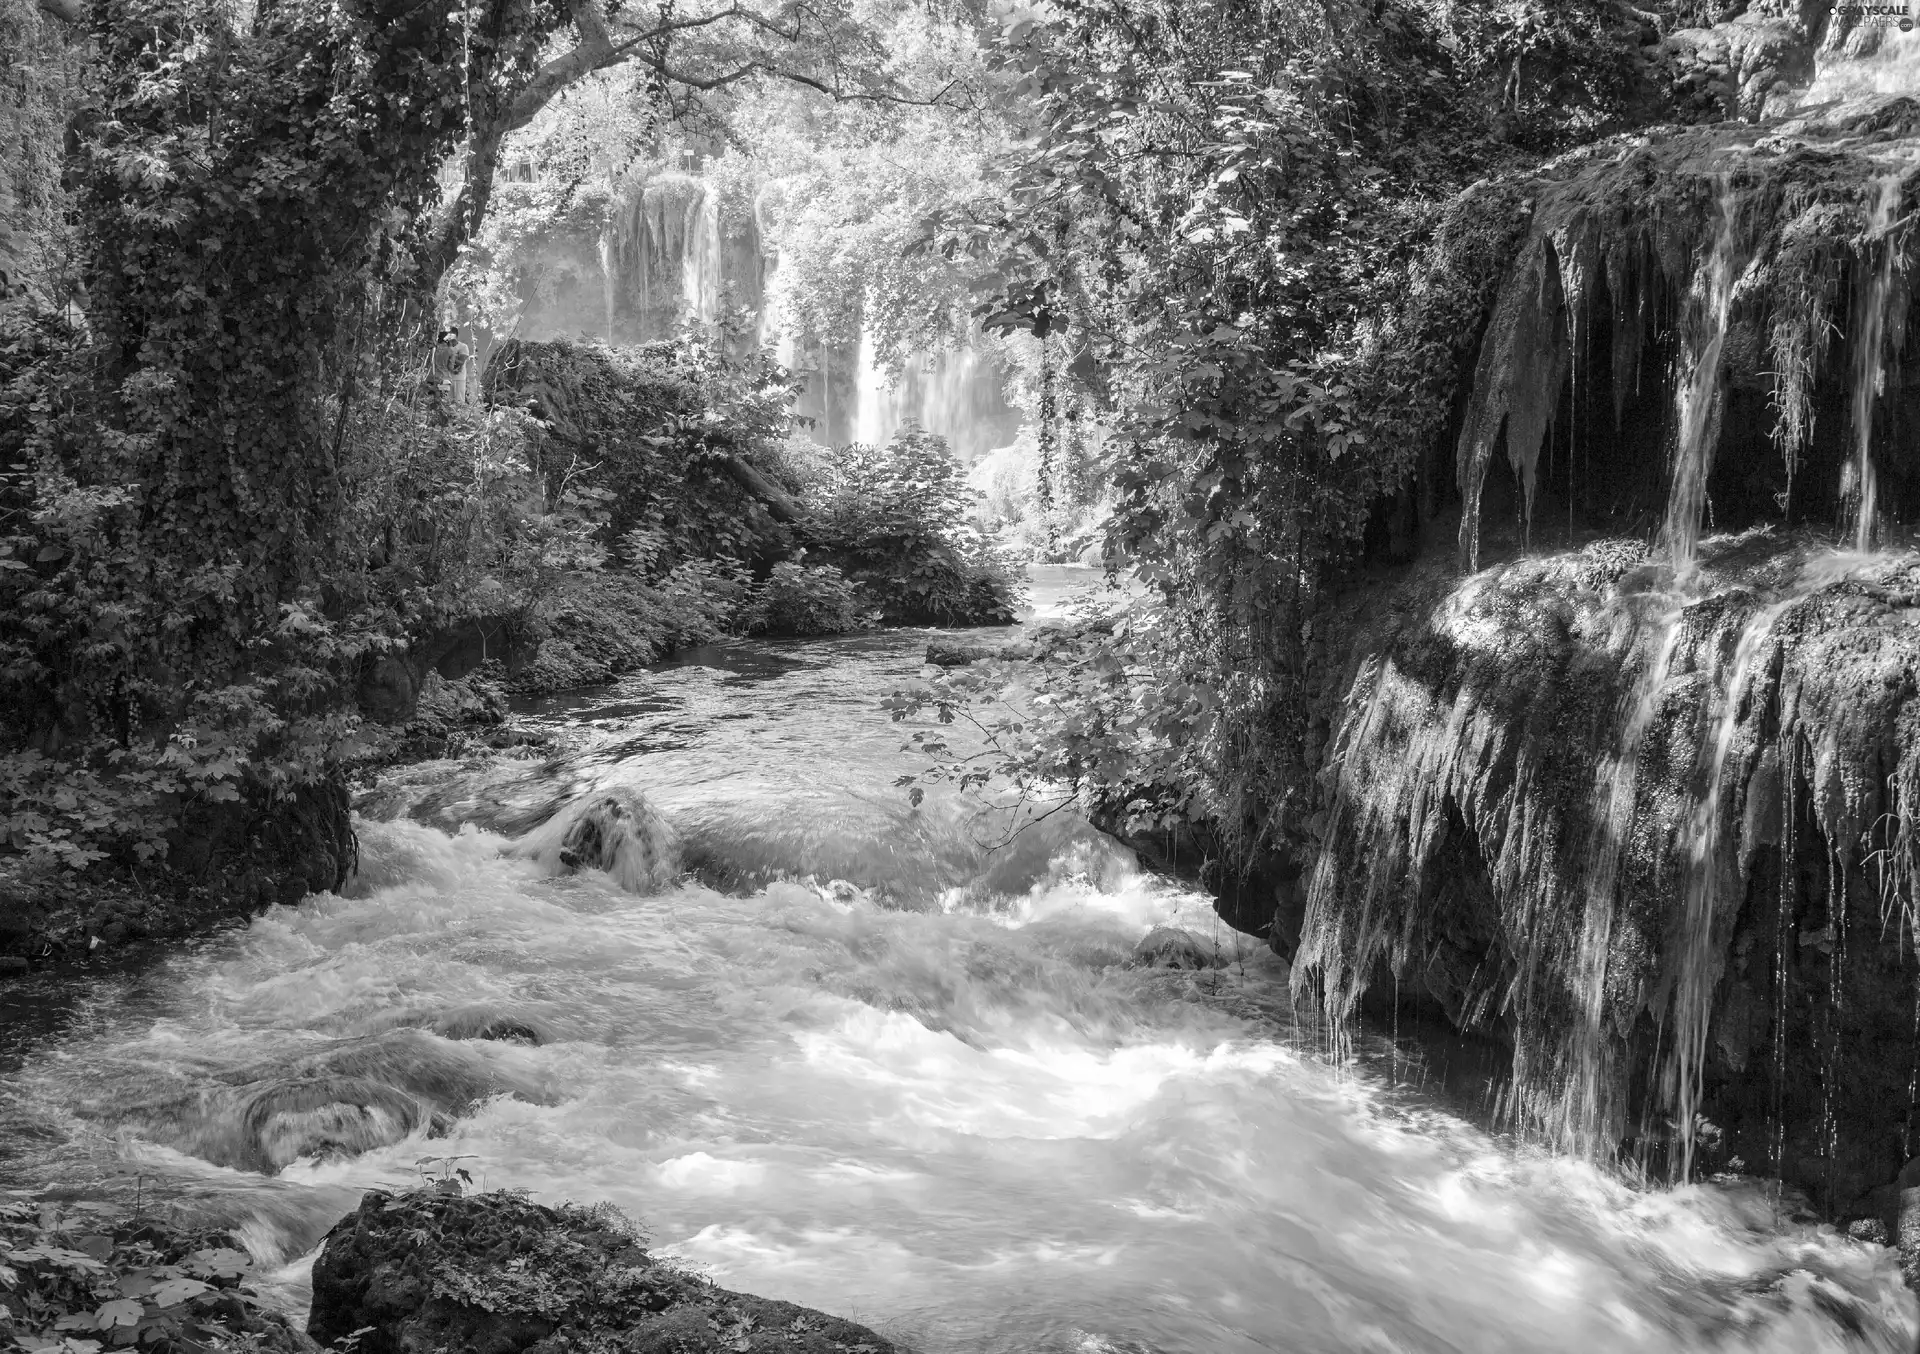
[498,0,618,133]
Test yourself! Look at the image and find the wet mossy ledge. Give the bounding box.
[308,1189,909,1354]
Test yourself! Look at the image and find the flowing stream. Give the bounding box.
[1,567,1915,1353]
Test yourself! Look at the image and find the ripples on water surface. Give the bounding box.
[1,566,1914,1352]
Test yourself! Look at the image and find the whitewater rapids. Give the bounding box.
[0,567,1911,1353]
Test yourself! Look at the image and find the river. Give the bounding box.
[0,565,1913,1352]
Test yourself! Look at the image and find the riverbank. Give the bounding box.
[0,549,1028,985]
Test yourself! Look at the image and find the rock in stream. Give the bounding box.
[309,1190,911,1354]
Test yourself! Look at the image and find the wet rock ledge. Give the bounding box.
[309,1190,909,1354]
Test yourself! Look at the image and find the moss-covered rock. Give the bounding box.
[308,1190,909,1354]
[1294,529,1920,1212]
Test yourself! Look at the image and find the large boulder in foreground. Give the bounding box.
[308,1190,909,1354]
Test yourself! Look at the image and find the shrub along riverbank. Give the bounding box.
[0,323,1021,979]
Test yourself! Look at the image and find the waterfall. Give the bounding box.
[1846,174,1906,551]
[683,183,723,326]
[853,329,890,447]
[1297,533,1920,1189]
[1803,25,1920,104]
[1670,591,1797,1179]
[1663,178,1741,575]
[597,228,615,346]
[799,333,1023,463]
[1560,598,1687,1158]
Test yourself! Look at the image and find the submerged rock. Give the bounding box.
[308,1190,911,1354]
[112,1029,550,1175]
[1129,926,1228,970]
[425,1004,550,1045]
[514,784,680,893]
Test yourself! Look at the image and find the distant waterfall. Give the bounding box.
[604,172,738,341]
[791,334,1023,463]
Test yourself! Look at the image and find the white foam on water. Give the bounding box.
[3,625,1916,1353]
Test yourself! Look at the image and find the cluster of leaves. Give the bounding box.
[739,560,870,637]
[883,603,1222,830]
[0,1197,303,1354]
[488,335,800,571]
[893,0,1683,861]
[800,427,1024,626]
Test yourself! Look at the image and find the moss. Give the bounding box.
[309,1190,907,1354]
[1296,530,1920,1206]
[1390,103,1920,568]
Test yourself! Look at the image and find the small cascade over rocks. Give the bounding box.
[513,784,680,894]
[1442,97,1918,573]
[1298,531,1920,1203]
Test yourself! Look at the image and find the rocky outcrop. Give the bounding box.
[1293,530,1920,1213]
[308,1190,910,1354]
[0,772,355,977]
[1267,14,1920,1216]
[1653,4,1824,122]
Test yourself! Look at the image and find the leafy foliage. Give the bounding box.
[902,0,1682,862]
[0,0,85,298]
[884,604,1222,829]
[0,1196,307,1353]
[0,0,574,878]
[801,427,1024,626]
[487,335,799,568]
[741,561,869,637]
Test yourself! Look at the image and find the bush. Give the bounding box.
[804,427,1026,626]
[744,560,870,636]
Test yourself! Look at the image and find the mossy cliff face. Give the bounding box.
[309,1190,908,1354]
[1283,19,1920,1215]
[1431,99,1920,572]
[1296,533,1920,1211]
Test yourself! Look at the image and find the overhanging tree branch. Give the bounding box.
[419,0,961,293]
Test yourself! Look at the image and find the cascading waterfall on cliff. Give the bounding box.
[682,184,723,327]
[1299,82,1920,1203]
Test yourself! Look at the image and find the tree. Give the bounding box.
[912,0,1683,870]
